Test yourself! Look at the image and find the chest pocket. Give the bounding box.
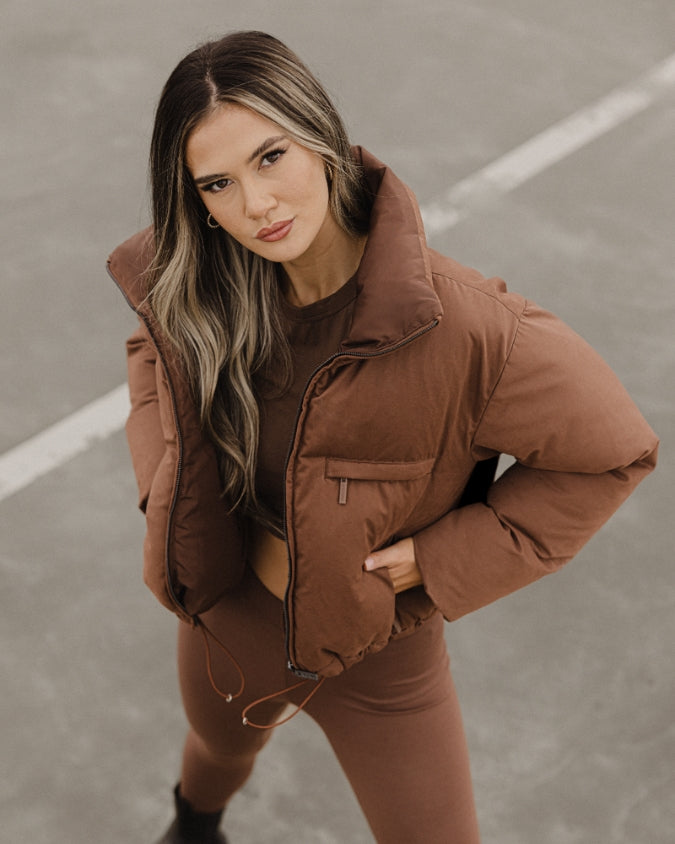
[324,458,435,548]
[325,457,435,502]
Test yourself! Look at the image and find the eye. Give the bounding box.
[261,147,287,168]
[203,178,233,194]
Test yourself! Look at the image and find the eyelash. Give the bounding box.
[202,147,288,194]
[262,147,287,166]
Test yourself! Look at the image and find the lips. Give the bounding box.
[255,219,294,242]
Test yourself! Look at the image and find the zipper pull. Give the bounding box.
[287,661,320,681]
[338,477,349,505]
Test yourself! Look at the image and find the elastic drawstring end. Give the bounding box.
[197,616,326,730]
[197,617,246,703]
[241,676,326,730]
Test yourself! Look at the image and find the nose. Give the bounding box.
[242,178,277,221]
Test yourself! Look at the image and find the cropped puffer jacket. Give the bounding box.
[108,148,658,679]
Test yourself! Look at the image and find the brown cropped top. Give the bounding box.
[254,275,358,537]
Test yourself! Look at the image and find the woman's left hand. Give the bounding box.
[364,537,423,593]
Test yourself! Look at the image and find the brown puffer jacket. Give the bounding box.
[107,148,658,679]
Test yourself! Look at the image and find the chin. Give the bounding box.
[253,239,313,264]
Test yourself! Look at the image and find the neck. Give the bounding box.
[281,223,367,307]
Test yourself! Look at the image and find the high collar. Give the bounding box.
[107,148,443,343]
[342,147,442,351]
[107,227,155,313]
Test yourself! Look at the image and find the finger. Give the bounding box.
[364,538,411,571]
[363,553,382,571]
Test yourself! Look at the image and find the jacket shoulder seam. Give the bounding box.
[469,301,531,456]
[431,269,526,321]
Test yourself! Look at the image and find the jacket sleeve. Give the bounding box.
[413,300,658,621]
[125,320,167,514]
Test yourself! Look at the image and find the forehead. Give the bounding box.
[186,103,282,172]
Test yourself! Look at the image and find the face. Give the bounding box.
[186,104,339,265]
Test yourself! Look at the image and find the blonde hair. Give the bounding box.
[147,31,370,523]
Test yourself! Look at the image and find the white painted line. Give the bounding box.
[1,50,674,502]
[422,50,675,235]
[0,385,130,501]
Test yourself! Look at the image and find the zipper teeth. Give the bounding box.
[145,317,189,616]
[283,317,439,675]
[108,264,189,618]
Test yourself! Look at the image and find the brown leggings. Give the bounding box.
[177,566,480,843]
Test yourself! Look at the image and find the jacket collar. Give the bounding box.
[107,226,155,313]
[344,147,442,351]
[107,148,443,343]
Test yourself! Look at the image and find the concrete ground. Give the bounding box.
[1,1,673,842]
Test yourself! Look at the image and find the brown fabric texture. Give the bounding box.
[108,148,658,674]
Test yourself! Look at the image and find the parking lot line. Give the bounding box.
[1,50,674,503]
[0,385,130,500]
[421,50,675,234]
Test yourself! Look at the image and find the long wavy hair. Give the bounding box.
[147,31,371,524]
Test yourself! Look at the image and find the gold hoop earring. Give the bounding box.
[207,213,220,229]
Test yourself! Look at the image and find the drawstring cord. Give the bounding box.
[197,618,245,703]
[197,615,326,729]
[241,676,327,730]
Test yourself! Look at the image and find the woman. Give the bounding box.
[108,31,658,844]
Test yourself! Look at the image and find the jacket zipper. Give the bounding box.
[142,314,190,618]
[282,317,439,678]
[107,266,191,619]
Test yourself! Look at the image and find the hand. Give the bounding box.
[364,537,423,594]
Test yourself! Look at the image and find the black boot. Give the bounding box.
[154,784,228,844]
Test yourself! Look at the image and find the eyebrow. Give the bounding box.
[193,135,289,186]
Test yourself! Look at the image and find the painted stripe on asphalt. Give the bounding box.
[0,385,130,500]
[421,50,675,234]
[1,51,674,502]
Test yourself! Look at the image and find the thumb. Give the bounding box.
[364,537,414,571]
[364,548,390,571]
